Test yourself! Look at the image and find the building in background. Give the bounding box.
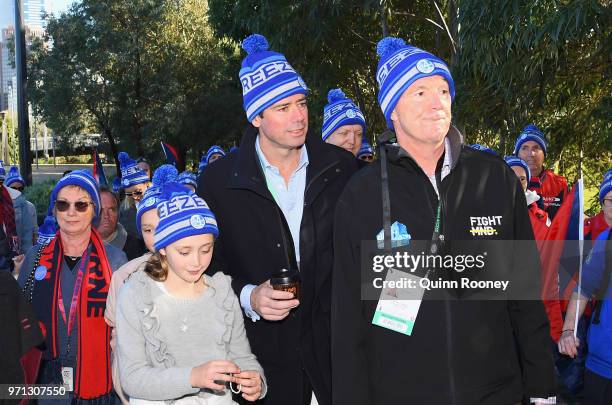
[0,27,14,111]
[23,0,46,29]
[0,39,4,109]
[0,0,46,110]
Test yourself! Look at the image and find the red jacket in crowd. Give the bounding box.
[528,169,569,220]
[0,185,17,250]
[527,200,563,342]
[529,203,551,242]
[584,211,610,241]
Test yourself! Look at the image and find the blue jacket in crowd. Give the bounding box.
[579,228,612,379]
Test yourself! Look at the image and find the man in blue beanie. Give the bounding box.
[332,37,556,404]
[197,34,357,405]
[514,124,568,219]
[321,88,366,158]
[205,145,226,165]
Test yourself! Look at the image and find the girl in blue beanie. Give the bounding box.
[115,183,266,404]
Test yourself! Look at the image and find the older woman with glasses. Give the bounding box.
[18,170,127,403]
[118,152,152,241]
[357,138,374,164]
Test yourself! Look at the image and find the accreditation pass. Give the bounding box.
[372,268,425,336]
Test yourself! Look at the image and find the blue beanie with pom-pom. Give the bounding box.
[357,136,374,159]
[37,214,58,246]
[322,88,366,141]
[177,171,197,188]
[118,151,149,189]
[136,164,178,234]
[375,37,455,129]
[239,34,309,122]
[153,183,218,251]
[5,166,25,187]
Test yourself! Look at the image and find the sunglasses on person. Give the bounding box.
[12,186,24,192]
[125,190,144,198]
[55,200,94,212]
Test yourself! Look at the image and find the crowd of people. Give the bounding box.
[0,33,610,405]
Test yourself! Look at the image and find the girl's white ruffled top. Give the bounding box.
[116,270,266,404]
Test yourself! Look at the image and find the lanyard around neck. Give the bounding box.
[379,142,444,254]
[57,247,89,339]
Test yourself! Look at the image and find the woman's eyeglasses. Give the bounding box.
[55,200,93,212]
[125,190,144,198]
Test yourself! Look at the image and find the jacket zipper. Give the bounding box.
[445,297,457,404]
[418,165,458,404]
[270,159,339,269]
[294,158,338,399]
[395,144,461,403]
[441,169,457,405]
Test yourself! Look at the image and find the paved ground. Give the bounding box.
[31,164,116,184]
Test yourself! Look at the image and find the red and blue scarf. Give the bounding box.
[32,228,112,399]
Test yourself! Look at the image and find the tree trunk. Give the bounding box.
[499,131,509,156]
[133,36,145,156]
[177,143,186,172]
[448,0,459,67]
[379,1,388,37]
[104,126,120,177]
[351,77,370,137]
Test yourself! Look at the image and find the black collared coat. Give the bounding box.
[197,125,357,405]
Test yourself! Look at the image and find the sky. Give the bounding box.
[0,0,77,31]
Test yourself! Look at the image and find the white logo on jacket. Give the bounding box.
[469,216,502,236]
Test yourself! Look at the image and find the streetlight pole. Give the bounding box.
[14,0,32,184]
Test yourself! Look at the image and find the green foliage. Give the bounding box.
[207,0,610,191]
[27,0,610,191]
[0,114,20,164]
[28,0,244,170]
[454,0,611,191]
[149,0,245,167]
[207,0,459,138]
[23,179,56,225]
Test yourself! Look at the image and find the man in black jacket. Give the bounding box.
[331,36,557,405]
[197,34,357,405]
